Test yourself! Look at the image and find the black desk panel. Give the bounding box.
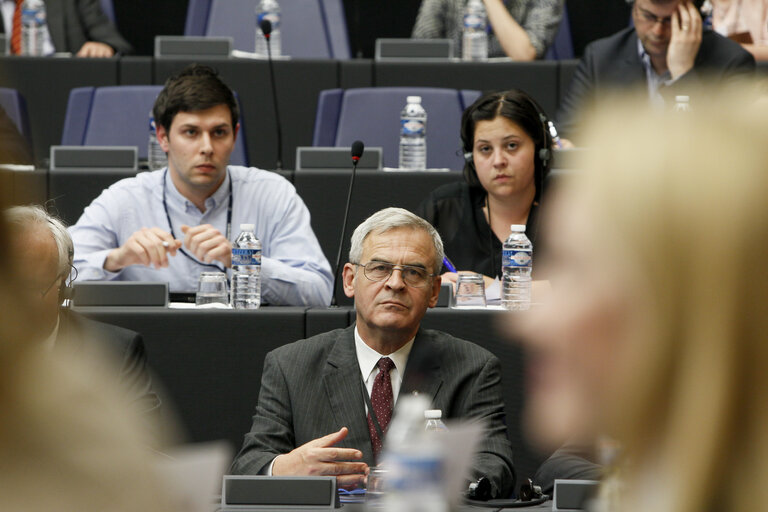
[119,56,153,85]
[77,306,307,452]
[154,59,339,171]
[373,61,561,118]
[48,168,141,226]
[0,57,119,163]
[557,59,579,114]
[294,169,462,304]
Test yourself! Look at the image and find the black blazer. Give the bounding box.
[57,309,160,417]
[557,26,755,140]
[230,325,516,498]
[44,0,133,54]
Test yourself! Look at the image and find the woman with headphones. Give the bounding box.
[416,89,552,289]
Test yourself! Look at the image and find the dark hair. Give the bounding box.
[460,89,551,201]
[153,64,239,133]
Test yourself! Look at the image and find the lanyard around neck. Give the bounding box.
[161,169,233,272]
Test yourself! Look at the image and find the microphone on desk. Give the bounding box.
[260,19,283,170]
[330,140,364,307]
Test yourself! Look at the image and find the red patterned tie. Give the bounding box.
[11,0,23,55]
[367,357,395,461]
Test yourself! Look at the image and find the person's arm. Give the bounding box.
[412,0,448,39]
[75,0,133,55]
[534,444,603,495]
[464,355,516,498]
[486,0,563,60]
[230,352,368,488]
[742,44,768,61]
[258,187,334,307]
[118,333,162,420]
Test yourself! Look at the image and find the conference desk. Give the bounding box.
[75,305,547,495]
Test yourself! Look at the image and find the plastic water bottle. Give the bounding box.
[148,110,167,170]
[231,224,261,309]
[462,0,488,61]
[501,224,532,311]
[674,95,691,113]
[255,0,281,57]
[424,410,449,433]
[21,0,47,56]
[377,395,448,512]
[398,96,427,170]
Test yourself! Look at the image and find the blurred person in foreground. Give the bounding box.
[5,205,160,421]
[516,87,768,511]
[710,0,768,61]
[0,212,176,509]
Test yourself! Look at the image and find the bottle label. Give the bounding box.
[463,13,484,30]
[232,248,261,266]
[502,249,531,267]
[22,7,46,26]
[149,117,157,135]
[257,12,280,30]
[401,118,425,136]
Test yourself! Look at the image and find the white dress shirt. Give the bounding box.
[69,166,334,305]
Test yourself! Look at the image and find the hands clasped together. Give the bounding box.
[104,224,232,272]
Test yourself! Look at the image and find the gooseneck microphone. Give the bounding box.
[260,19,284,170]
[330,140,364,307]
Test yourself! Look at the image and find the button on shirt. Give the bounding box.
[69,166,334,306]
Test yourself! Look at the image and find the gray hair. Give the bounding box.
[349,207,445,274]
[4,205,73,277]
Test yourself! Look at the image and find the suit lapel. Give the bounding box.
[621,30,647,84]
[400,329,443,404]
[44,0,66,52]
[322,327,375,465]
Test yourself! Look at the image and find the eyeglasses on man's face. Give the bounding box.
[355,260,435,288]
[634,3,673,28]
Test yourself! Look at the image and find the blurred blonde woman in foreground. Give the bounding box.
[518,87,768,512]
[0,207,177,510]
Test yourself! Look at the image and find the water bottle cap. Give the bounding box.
[675,95,689,103]
[406,96,422,104]
[424,409,442,419]
[240,223,255,231]
[510,224,526,232]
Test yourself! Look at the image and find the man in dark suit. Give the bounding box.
[2,0,131,56]
[557,0,755,142]
[230,207,515,498]
[5,205,159,417]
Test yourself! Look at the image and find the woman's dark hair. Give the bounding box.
[460,89,552,201]
[153,64,239,133]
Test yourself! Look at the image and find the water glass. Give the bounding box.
[195,272,229,307]
[453,273,486,308]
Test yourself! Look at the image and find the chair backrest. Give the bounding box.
[61,86,248,166]
[205,0,334,58]
[100,0,116,23]
[185,0,213,36]
[313,87,481,170]
[545,2,573,60]
[0,87,32,150]
[320,0,350,59]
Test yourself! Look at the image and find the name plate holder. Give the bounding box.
[221,476,338,511]
[552,479,599,511]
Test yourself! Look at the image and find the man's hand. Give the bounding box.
[667,1,702,80]
[76,42,115,58]
[272,427,369,489]
[104,227,182,271]
[180,224,232,267]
